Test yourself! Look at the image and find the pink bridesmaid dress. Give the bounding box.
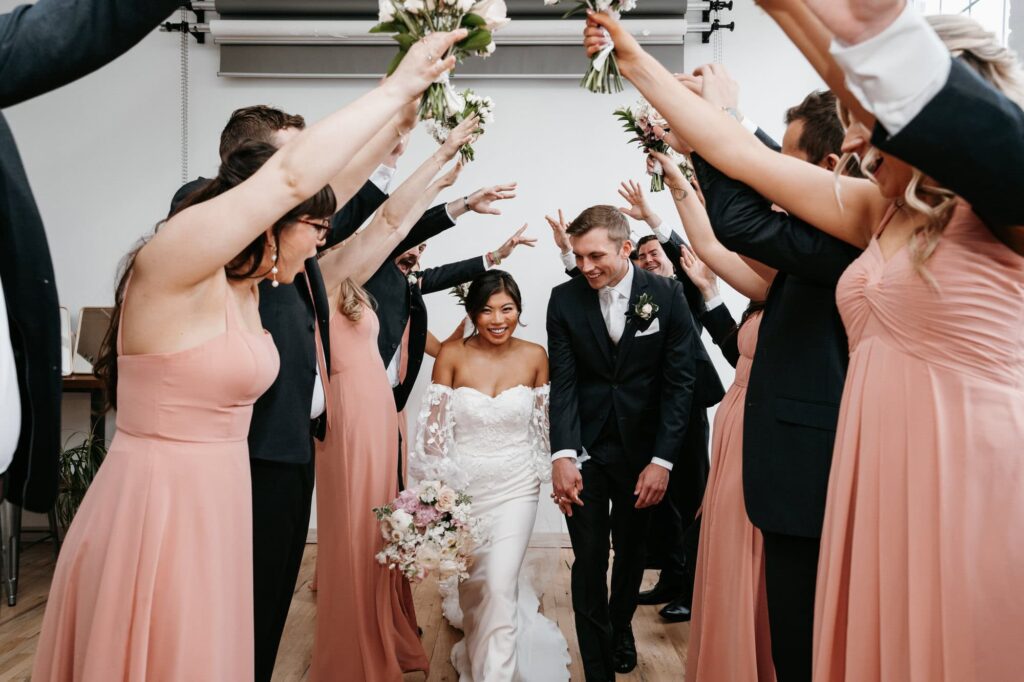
[32,283,279,681]
[815,202,1024,681]
[687,310,776,682]
[310,305,428,681]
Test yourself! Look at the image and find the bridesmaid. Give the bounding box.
[586,12,1024,681]
[656,157,776,682]
[30,31,463,682]
[307,117,476,680]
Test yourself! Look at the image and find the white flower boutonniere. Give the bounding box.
[408,272,420,287]
[633,293,659,322]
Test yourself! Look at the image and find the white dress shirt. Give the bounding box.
[830,2,951,136]
[0,280,22,473]
[310,363,326,420]
[552,265,673,471]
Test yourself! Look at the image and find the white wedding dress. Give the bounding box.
[411,383,571,682]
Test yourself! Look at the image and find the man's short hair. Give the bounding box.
[784,90,844,166]
[636,234,660,249]
[219,105,306,160]
[567,205,631,248]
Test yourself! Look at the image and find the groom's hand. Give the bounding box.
[551,459,584,517]
[634,463,670,509]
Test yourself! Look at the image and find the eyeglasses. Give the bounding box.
[298,218,331,240]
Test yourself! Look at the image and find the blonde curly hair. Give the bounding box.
[835,14,1024,281]
[337,278,374,322]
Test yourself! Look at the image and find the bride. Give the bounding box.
[410,270,571,681]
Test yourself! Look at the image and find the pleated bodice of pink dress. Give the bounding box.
[687,310,775,682]
[33,284,279,681]
[310,305,428,682]
[814,202,1024,682]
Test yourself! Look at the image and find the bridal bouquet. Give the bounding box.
[373,0,509,121]
[373,480,486,583]
[543,0,638,93]
[614,99,694,192]
[426,89,495,162]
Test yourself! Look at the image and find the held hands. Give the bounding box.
[389,30,467,101]
[634,462,670,509]
[545,209,571,254]
[494,224,537,261]
[551,458,584,517]
[679,244,721,301]
[617,180,661,226]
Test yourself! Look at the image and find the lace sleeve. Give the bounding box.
[409,384,468,489]
[528,384,552,483]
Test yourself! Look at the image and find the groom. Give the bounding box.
[548,206,698,680]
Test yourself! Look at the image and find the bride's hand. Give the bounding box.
[551,459,584,517]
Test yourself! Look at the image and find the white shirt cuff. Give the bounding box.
[552,449,577,461]
[369,164,396,194]
[653,222,673,243]
[651,457,674,471]
[741,117,759,135]
[445,204,457,223]
[482,254,494,271]
[704,294,724,310]
[559,249,576,271]
[830,2,950,135]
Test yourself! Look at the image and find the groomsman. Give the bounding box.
[1,0,181,513]
[549,206,699,680]
[685,69,862,682]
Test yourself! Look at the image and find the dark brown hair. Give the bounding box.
[463,270,525,339]
[219,105,306,161]
[567,205,631,248]
[94,141,335,409]
[785,90,851,169]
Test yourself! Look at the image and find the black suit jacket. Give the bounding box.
[873,58,1024,231]
[1,0,179,512]
[700,303,740,368]
[694,135,862,538]
[547,265,697,466]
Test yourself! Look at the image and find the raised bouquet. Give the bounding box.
[427,89,495,162]
[373,0,509,121]
[543,0,637,93]
[614,98,695,192]
[373,479,487,583]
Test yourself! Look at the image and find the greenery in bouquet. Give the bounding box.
[615,99,695,192]
[543,0,638,93]
[427,89,495,162]
[373,0,508,121]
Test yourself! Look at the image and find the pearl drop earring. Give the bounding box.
[271,248,280,288]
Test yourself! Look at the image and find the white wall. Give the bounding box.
[3,1,823,532]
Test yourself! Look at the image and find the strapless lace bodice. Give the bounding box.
[410,383,551,490]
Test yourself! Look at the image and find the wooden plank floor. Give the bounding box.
[1,541,690,681]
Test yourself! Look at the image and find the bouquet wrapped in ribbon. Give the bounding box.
[426,88,495,162]
[373,479,487,583]
[373,0,508,121]
[544,0,637,93]
[614,99,694,192]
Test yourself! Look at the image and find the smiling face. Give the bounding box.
[636,238,673,277]
[395,243,427,274]
[472,289,520,346]
[571,227,633,290]
[841,119,914,199]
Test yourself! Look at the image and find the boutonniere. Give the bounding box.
[627,293,660,331]
[407,272,421,287]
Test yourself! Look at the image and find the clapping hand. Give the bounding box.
[617,180,660,224]
[545,209,571,254]
[493,224,537,262]
[679,244,721,302]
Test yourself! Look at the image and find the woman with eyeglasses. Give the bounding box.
[31,29,466,682]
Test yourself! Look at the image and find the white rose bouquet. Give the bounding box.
[373,0,509,121]
[543,0,637,93]
[426,88,495,162]
[373,479,487,583]
[614,98,694,192]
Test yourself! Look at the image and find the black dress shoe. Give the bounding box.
[659,597,692,623]
[613,625,638,674]
[637,579,684,606]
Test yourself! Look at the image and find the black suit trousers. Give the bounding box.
[251,445,316,682]
[761,530,821,682]
[566,455,652,682]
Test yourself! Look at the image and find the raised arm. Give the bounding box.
[583,12,885,249]
[137,31,466,291]
[652,152,772,300]
[318,116,476,291]
[0,0,181,107]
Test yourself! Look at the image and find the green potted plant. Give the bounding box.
[55,432,107,532]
